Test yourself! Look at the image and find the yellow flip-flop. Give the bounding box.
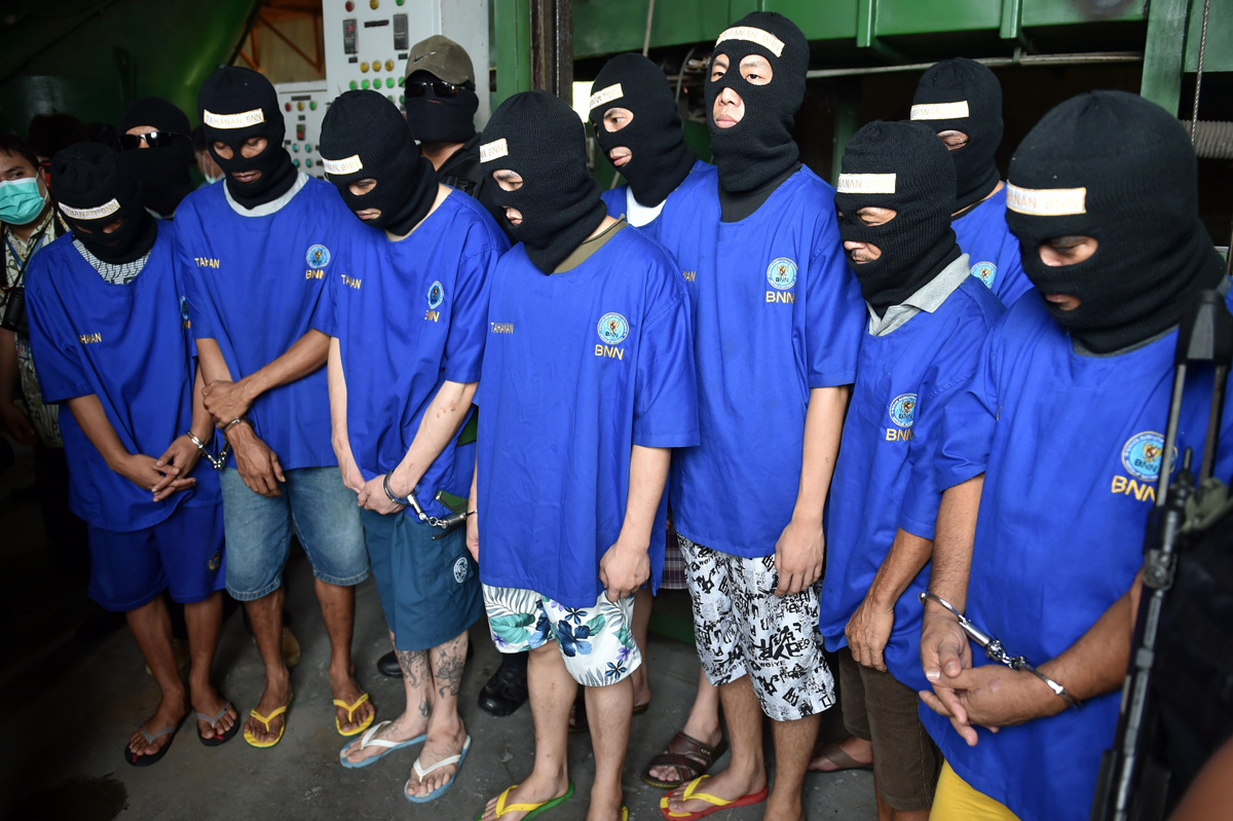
[244,691,293,749]
[476,781,575,820]
[334,692,375,737]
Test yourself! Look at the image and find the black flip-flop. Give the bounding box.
[196,702,241,747]
[125,718,183,767]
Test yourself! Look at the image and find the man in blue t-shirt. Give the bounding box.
[918,92,1232,821]
[26,143,234,766]
[910,58,1032,306]
[817,121,1004,819]
[175,67,372,748]
[473,90,699,821]
[316,89,507,801]
[655,13,866,821]
[588,52,710,241]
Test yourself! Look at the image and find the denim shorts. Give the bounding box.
[87,503,225,612]
[361,509,481,652]
[220,466,368,600]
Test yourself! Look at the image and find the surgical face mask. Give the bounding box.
[0,176,49,225]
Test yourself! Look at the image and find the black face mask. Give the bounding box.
[480,90,606,274]
[704,12,807,193]
[912,58,1003,215]
[1006,90,1226,354]
[197,66,297,210]
[119,96,195,217]
[319,89,438,237]
[404,70,479,145]
[52,143,157,264]
[834,121,960,315]
[588,53,696,207]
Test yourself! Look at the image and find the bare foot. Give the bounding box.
[479,776,571,821]
[245,670,291,745]
[190,682,237,741]
[665,765,766,817]
[808,735,872,772]
[329,664,374,735]
[128,692,189,760]
[341,713,428,766]
[405,720,467,799]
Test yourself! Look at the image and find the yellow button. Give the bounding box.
[296,101,304,111]
[360,62,369,73]
[370,0,379,8]
[385,59,394,72]
[371,57,382,71]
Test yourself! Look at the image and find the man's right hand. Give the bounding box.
[227,424,285,497]
[920,600,975,731]
[0,400,36,445]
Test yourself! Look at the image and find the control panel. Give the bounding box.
[322,0,490,126]
[275,81,330,179]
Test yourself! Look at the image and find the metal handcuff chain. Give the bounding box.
[920,591,1081,709]
[381,473,472,536]
[186,417,248,470]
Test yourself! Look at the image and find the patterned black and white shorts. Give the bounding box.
[678,534,836,722]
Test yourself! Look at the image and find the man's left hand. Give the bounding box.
[599,537,650,602]
[919,664,1061,746]
[202,378,251,427]
[360,474,404,515]
[773,516,824,596]
[151,435,203,501]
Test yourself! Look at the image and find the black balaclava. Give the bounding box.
[912,57,1003,215]
[588,53,696,207]
[480,90,606,274]
[834,120,960,315]
[52,143,156,264]
[1006,90,1226,355]
[705,12,807,193]
[118,96,195,217]
[404,70,479,144]
[319,90,437,236]
[197,67,296,209]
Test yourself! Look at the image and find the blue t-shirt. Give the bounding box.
[656,164,865,558]
[174,177,346,470]
[25,222,220,532]
[314,192,508,519]
[953,185,1033,306]
[600,160,712,243]
[818,276,1004,691]
[476,225,700,607]
[924,286,1233,821]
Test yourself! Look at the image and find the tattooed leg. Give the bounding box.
[406,630,470,798]
[339,630,432,766]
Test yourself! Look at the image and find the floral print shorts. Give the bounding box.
[482,584,641,687]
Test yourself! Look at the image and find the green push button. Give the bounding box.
[309,100,317,110]
[386,77,395,88]
[349,80,358,90]
[361,79,370,90]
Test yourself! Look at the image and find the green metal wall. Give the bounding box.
[0,0,256,136]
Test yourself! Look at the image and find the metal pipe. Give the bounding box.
[803,51,1143,79]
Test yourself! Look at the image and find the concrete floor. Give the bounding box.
[0,441,876,821]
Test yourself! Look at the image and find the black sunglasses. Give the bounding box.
[404,80,473,98]
[120,130,184,150]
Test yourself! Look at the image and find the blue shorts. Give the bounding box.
[87,503,225,612]
[361,509,481,652]
[220,466,368,600]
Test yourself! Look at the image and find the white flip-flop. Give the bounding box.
[338,720,426,769]
[404,734,472,803]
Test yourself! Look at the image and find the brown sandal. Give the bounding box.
[640,731,729,789]
[807,738,874,773]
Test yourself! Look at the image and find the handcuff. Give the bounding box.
[185,417,249,470]
[919,591,1081,709]
[382,473,474,538]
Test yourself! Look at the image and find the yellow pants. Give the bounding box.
[929,762,1022,821]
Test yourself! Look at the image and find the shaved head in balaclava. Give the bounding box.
[319,89,437,236]
[705,12,807,193]
[52,142,156,264]
[480,90,606,274]
[835,120,960,315]
[197,66,296,210]
[911,58,1003,215]
[1006,90,1225,354]
[588,53,696,207]
[119,96,195,217]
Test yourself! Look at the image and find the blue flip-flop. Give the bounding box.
[339,720,426,769]
[404,734,471,803]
